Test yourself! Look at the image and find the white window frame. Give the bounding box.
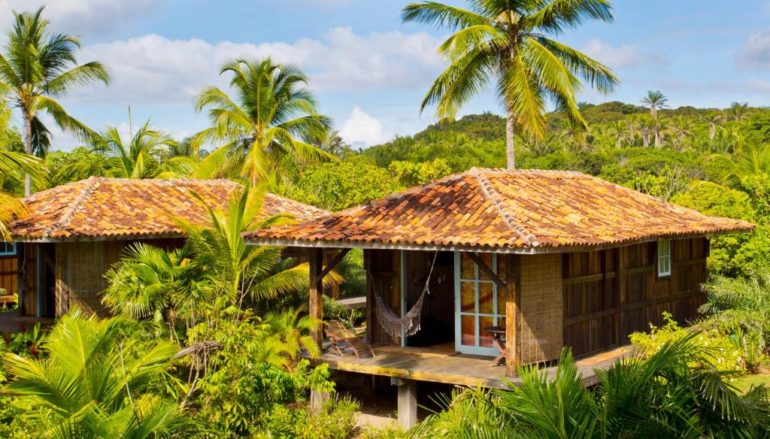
[454,252,502,357]
[657,239,671,277]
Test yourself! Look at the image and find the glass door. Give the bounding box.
[454,252,505,356]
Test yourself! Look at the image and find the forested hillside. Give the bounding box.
[284,101,770,279]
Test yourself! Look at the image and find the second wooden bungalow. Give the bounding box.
[245,168,754,426]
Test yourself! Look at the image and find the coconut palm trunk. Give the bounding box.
[23,112,32,196]
[506,106,516,169]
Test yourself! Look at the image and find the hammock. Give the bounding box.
[371,252,437,338]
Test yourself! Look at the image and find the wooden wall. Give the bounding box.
[0,254,18,295]
[517,253,564,365]
[19,244,39,317]
[364,249,401,345]
[562,238,709,358]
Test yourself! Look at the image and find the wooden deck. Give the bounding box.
[318,343,632,390]
[0,311,53,334]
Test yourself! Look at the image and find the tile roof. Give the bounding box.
[244,168,755,253]
[12,177,327,241]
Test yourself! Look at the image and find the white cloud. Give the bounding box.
[339,107,391,147]
[70,28,442,105]
[0,0,163,37]
[738,32,770,70]
[583,39,668,69]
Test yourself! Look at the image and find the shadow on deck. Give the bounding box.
[317,343,632,390]
[0,311,54,334]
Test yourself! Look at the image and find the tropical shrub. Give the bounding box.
[189,313,333,437]
[257,396,359,439]
[1,309,191,438]
[630,312,743,372]
[413,335,770,438]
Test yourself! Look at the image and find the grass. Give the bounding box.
[734,371,770,393]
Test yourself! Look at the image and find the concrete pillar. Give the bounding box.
[393,378,418,429]
[310,389,330,414]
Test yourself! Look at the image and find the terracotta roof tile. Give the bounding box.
[244,168,755,253]
[12,177,327,241]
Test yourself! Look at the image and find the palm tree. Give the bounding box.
[402,0,618,169]
[611,120,626,148]
[641,90,668,120]
[179,187,310,308]
[669,115,691,150]
[0,148,43,239]
[193,58,333,186]
[0,7,109,195]
[704,112,724,142]
[728,102,749,122]
[2,309,191,437]
[263,307,321,364]
[91,121,175,179]
[103,243,206,339]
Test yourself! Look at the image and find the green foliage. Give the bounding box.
[630,312,744,372]
[256,396,359,439]
[45,147,112,186]
[414,335,770,437]
[191,313,333,437]
[0,7,108,164]
[403,0,617,168]
[388,158,452,187]
[286,155,402,211]
[1,309,190,438]
[193,57,333,186]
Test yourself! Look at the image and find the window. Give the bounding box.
[0,242,16,257]
[657,239,671,277]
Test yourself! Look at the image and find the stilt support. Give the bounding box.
[392,378,418,429]
[310,389,330,414]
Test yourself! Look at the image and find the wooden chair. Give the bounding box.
[324,320,375,359]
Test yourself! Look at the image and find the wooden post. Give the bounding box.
[309,248,324,348]
[393,378,418,429]
[364,250,374,344]
[505,254,519,376]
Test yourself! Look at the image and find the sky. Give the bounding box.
[1,0,770,150]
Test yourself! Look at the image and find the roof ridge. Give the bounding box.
[42,177,102,239]
[472,170,540,247]
[92,177,240,185]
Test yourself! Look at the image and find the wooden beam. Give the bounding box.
[309,248,324,348]
[505,254,519,377]
[466,252,507,291]
[319,248,350,281]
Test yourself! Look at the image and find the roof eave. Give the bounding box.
[245,228,754,254]
[11,232,186,243]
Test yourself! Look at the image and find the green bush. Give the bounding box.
[256,396,359,439]
[629,312,744,372]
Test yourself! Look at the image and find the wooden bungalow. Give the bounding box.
[9,177,327,319]
[244,168,755,427]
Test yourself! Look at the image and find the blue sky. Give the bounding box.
[2,0,770,149]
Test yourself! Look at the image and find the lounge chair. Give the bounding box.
[324,320,375,359]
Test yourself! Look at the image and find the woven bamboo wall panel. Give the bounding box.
[56,241,127,317]
[518,253,563,365]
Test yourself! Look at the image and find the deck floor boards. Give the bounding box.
[318,344,631,389]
